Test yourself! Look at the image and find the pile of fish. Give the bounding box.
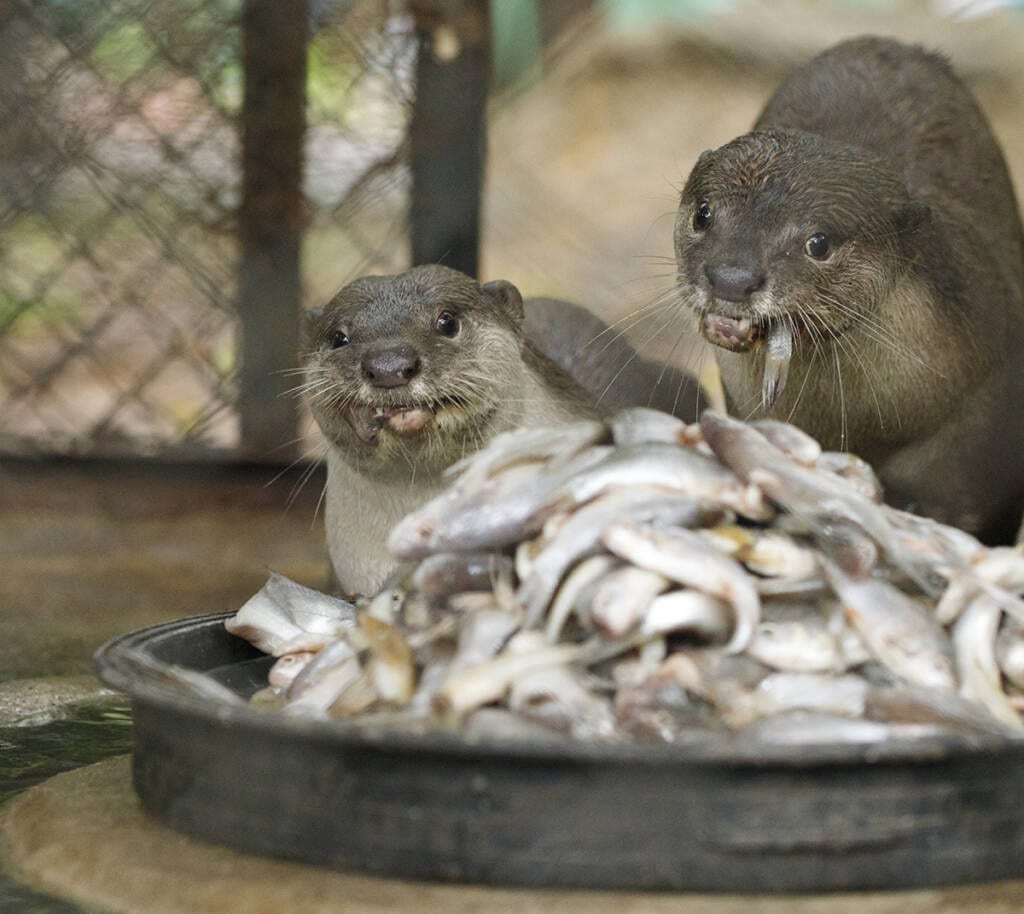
[225,408,1024,746]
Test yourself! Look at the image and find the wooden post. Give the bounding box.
[238,0,307,459]
[409,1,490,278]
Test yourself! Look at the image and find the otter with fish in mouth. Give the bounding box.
[673,36,1024,541]
[305,264,701,595]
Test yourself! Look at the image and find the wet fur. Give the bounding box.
[674,37,1024,539]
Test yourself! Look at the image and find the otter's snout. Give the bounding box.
[704,263,765,302]
[362,345,421,388]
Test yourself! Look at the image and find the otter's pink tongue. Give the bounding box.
[702,313,759,352]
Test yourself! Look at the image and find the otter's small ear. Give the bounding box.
[482,279,525,328]
[898,201,930,235]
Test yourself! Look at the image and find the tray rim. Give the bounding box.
[93,610,1024,769]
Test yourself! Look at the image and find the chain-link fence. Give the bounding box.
[0,0,415,460]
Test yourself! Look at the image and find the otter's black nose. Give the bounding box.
[705,263,765,302]
[362,346,421,388]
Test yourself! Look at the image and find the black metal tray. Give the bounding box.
[94,612,1024,892]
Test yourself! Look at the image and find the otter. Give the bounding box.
[673,36,1024,541]
[305,264,701,595]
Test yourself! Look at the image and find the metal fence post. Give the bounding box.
[238,0,308,459]
[409,0,490,278]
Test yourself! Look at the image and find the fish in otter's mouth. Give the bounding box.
[342,397,468,446]
[699,312,795,410]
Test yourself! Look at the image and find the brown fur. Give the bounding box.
[674,37,1024,540]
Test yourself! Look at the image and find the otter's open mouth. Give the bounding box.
[343,398,464,446]
[700,312,765,353]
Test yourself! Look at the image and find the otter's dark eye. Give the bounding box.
[805,233,831,260]
[436,310,460,337]
[330,330,350,349]
[693,201,713,232]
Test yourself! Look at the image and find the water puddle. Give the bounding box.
[1,699,133,914]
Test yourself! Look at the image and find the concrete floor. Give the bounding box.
[0,456,1023,912]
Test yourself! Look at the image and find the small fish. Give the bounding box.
[700,410,935,594]
[700,525,817,580]
[433,632,582,720]
[996,619,1024,690]
[225,571,357,656]
[544,554,619,642]
[745,604,845,673]
[864,683,1017,739]
[825,561,957,691]
[760,321,792,410]
[443,419,608,489]
[750,418,821,466]
[387,447,611,560]
[737,711,942,746]
[607,407,695,447]
[411,551,514,601]
[285,638,363,711]
[554,443,771,522]
[359,613,416,705]
[507,664,618,740]
[518,487,714,627]
[267,651,317,689]
[816,451,884,503]
[952,595,1022,731]
[601,521,761,653]
[119,648,244,705]
[722,672,869,728]
[935,545,1024,625]
[587,565,670,638]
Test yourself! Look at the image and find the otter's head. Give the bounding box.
[303,264,526,476]
[674,129,926,353]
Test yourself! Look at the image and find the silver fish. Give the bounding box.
[284,638,363,711]
[507,664,618,740]
[737,711,943,746]
[587,565,670,638]
[996,619,1024,690]
[544,554,619,642]
[267,651,317,689]
[760,321,792,410]
[864,683,1017,739]
[444,419,608,488]
[608,407,695,447]
[411,551,514,601]
[816,451,884,503]
[119,648,244,705]
[746,604,845,673]
[722,672,869,728]
[433,631,582,720]
[601,521,761,653]
[825,561,957,691]
[952,595,1022,731]
[553,442,770,521]
[700,410,934,594]
[936,545,1024,625]
[699,525,817,580]
[388,446,611,559]
[225,571,357,656]
[518,487,714,627]
[750,418,821,466]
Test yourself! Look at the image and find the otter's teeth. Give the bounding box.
[761,322,793,411]
[373,407,386,418]
[737,317,752,333]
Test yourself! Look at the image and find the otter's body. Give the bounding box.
[674,37,1024,538]
[306,265,682,596]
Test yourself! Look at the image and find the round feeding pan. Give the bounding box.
[94,612,1024,892]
